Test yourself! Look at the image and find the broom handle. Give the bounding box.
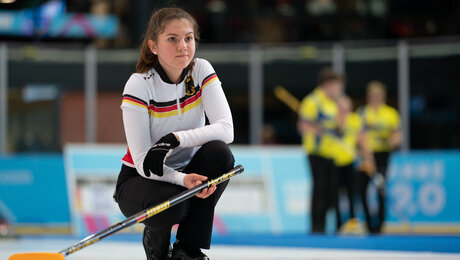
[60,164,244,257]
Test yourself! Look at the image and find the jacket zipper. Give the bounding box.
[176,84,182,120]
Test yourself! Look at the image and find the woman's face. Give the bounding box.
[367,88,385,106]
[149,18,196,74]
[338,97,352,114]
[324,80,343,101]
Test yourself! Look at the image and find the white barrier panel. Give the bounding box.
[63,144,460,235]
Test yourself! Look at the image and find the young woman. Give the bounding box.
[113,8,234,260]
[357,81,401,233]
[297,67,344,233]
[334,95,375,232]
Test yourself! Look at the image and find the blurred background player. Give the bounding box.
[333,95,360,231]
[114,7,235,260]
[357,81,402,234]
[297,67,344,233]
[333,95,375,232]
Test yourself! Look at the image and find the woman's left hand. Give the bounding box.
[184,173,217,199]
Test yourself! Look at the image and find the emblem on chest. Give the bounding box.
[185,75,196,96]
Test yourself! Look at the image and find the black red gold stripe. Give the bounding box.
[122,86,203,118]
[202,73,218,89]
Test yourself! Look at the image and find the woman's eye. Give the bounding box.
[168,37,176,42]
[185,36,193,42]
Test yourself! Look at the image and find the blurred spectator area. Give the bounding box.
[1,0,459,47]
[98,0,460,46]
[2,40,460,153]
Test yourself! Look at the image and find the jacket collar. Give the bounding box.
[153,61,189,84]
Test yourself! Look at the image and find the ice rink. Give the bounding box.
[2,235,460,260]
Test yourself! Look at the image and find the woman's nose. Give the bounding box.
[177,39,186,50]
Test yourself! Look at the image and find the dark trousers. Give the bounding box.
[115,141,235,249]
[336,163,356,229]
[308,155,338,233]
[358,151,389,233]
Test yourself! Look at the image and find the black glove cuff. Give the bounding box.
[157,133,180,148]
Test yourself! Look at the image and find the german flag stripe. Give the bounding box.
[148,85,201,108]
[122,83,204,118]
[181,96,202,113]
[202,73,218,89]
[202,73,217,85]
[146,88,202,113]
[122,95,148,110]
[149,109,179,118]
[149,94,202,118]
[123,94,148,105]
[148,103,177,113]
[150,99,176,108]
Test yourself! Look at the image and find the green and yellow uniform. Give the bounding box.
[333,113,363,167]
[299,88,338,159]
[358,104,400,153]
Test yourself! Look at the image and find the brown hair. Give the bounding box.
[317,67,345,86]
[136,7,200,73]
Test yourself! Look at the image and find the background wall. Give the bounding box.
[1,146,459,236]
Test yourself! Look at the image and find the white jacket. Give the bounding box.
[121,58,233,186]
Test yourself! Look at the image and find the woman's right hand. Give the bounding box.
[184,173,217,199]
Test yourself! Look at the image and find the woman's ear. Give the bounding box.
[148,40,157,55]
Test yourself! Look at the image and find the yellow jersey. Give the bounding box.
[299,88,338,159]
[333,113,363,167]
[358,104,401,152]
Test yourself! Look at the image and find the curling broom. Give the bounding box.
[9,164,245,260]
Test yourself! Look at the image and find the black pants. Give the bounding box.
[336,163,356,229]
[308,155,338,233]
[115,141,235,249]
[358,151,389,233]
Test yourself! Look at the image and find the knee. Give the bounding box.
[201,141,235,171]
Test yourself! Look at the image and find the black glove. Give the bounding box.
[143,133,180,177]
